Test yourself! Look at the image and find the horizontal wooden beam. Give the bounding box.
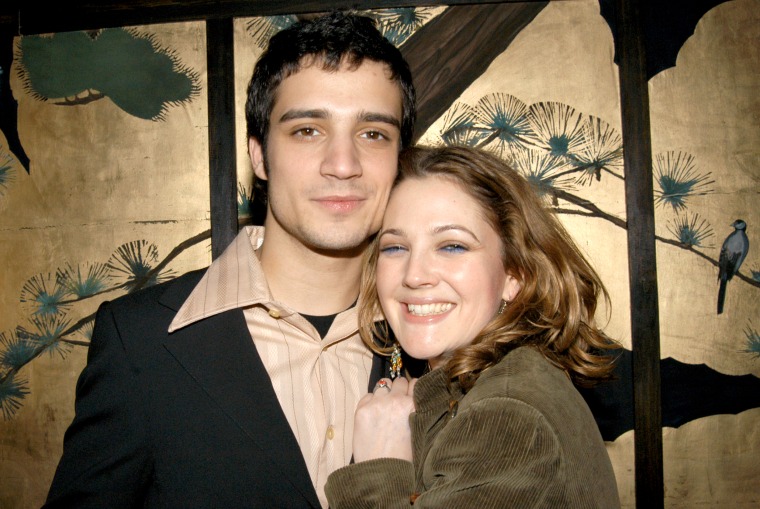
[3,0,546,35]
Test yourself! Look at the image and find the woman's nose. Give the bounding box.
[402,251,438,288]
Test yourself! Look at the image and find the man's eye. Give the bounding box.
[294,127,320,136]
[362,130,387,141]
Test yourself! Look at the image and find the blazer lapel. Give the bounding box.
[162,302,320,508]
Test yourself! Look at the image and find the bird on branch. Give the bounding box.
[717,219,749,314]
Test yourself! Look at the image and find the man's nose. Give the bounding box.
[320,135,362,179]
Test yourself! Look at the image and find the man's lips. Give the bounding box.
[313,196,365,212]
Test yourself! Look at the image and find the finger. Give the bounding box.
[407,378,418,395]
[389,377,408,394]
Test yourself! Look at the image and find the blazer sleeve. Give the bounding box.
[328,397,565,509]
[43,300,152,508]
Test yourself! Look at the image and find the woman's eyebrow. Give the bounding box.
[380,225,480,242]
[432,224,480,241]
[379,228,404,238]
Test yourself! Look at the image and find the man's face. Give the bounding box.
[250,60,403,253]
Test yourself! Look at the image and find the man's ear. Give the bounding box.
[502,274,522,302]
[249,137,267,180]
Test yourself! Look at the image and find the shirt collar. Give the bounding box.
[169,226,276,332]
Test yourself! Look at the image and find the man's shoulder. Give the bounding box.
[105,268,207,313]
[90,269,209,352]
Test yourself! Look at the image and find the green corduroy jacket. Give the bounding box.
[326,346,620,508]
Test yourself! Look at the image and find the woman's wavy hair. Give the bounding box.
[358,145,619,391]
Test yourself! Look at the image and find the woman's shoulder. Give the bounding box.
[464,347,581,410]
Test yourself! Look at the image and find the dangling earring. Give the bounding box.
[390,343,403,380]
[498,299,507,315]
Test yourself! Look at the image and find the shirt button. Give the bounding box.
[326,425,335,440]
[268,309,281,319]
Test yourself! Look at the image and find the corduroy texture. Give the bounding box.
[326,347,620,508]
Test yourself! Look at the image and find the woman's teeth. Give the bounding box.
[407,302,452,316]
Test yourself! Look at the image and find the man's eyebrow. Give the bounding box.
[361,112,401,129]
[278,109,328,122]
[278,109,400,129]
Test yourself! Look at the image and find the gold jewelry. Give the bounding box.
[390,342,403,379]
[498,299,507,314]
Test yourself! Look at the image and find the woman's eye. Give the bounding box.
[440,243,468,253]
[379,245,406,255]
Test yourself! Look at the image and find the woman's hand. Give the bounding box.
[352,377,417,463]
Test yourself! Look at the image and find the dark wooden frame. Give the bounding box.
[0,2,663,507]
[614,1,663,506]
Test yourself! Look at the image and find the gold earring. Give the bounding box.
[498,299,507,315]
[390,343,403,379]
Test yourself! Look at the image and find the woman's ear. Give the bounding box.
[502,274,522,302]
[249,137,267,180]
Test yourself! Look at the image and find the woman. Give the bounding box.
[325,145,621,508]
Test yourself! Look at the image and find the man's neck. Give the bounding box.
[257,228,367,316]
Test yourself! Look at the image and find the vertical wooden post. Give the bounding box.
[615,0,664,506]
[206,17,238,259]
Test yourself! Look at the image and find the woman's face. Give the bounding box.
[376,175,521,369]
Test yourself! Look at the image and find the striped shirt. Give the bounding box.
[169,226,373,508]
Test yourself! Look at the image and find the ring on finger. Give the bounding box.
[374,379,391,393]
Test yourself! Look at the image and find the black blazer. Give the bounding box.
[45,270,387,508]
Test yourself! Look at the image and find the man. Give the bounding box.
[44,11,415,508]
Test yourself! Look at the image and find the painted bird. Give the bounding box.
[717,219,749,314]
